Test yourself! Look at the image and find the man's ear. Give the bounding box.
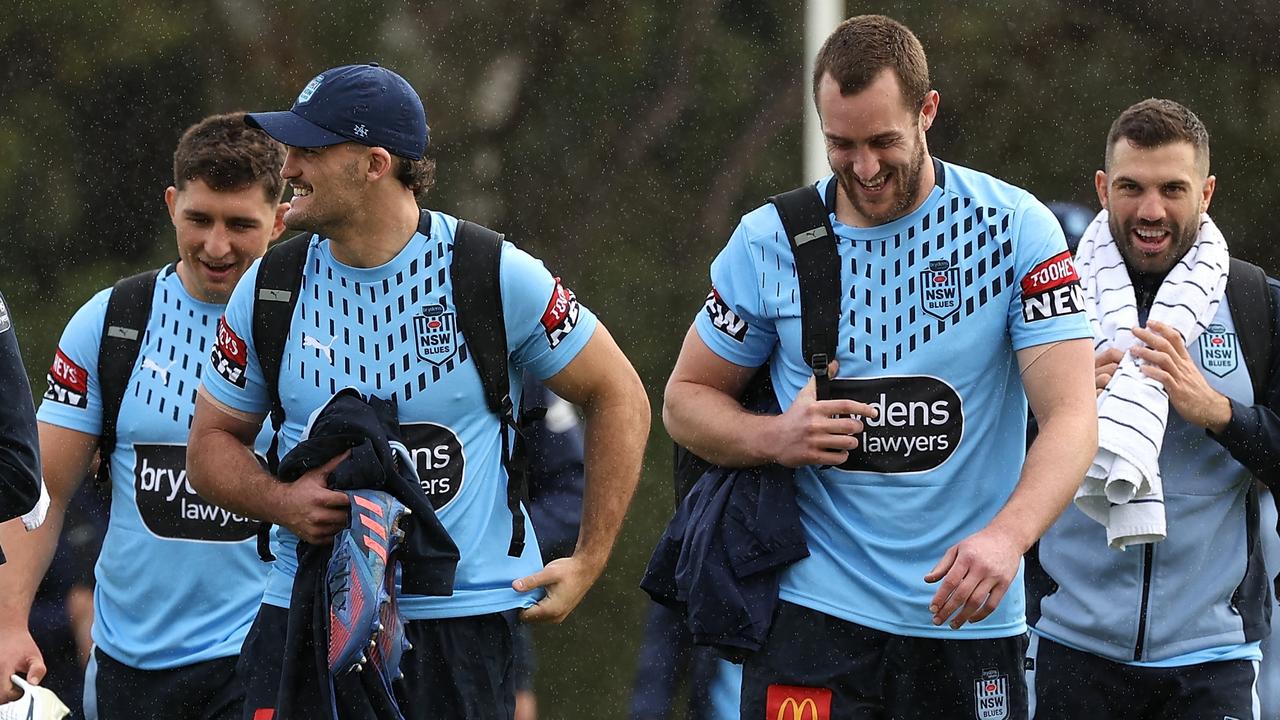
[366,148,394,182]
[1200,174,1216,214]
[164,186,179,224]
[271,202,289,241]
[1094,170,1109,211]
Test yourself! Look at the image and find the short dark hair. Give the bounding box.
[1105,99,1210,175]
[812,14,931,111]
[173,113,286,202]
[393,156,437,199]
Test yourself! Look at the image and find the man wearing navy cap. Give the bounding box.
[187,63,651,719]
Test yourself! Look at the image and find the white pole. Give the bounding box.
[804,0,844,184]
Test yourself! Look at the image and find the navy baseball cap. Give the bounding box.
[246,63,428,160]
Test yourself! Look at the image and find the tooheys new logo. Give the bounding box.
[832,376,964,473]
[134,444,258,541]
[704,287,748,342]
[401,423,465,510]
[212,316,248,388]
[541,278,580,350]
[45,348,88,409]
[1021,251,1084,322]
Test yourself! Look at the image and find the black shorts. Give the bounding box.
[1028,634,1260,720]
[240,604,518,720]
[741,601,1029,720]
[84,646,243,720]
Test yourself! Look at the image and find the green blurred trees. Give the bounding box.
[2,1,1279,716]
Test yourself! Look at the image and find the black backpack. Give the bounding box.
[97,221,534,559]
[672,186,840,500]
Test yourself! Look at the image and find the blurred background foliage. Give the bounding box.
[2,1,1278,717]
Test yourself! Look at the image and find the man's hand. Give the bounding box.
[276,452,351,545]
[0,626,45,702]
[924,525,1022,629]
[1094,347,1124,396]
[514,555,603,624]
[767,364,878,468]
[1132,321,1232,433]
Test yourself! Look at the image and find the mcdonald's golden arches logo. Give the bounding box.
[765,684,832,720]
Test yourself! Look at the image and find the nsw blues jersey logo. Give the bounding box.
[920,260,962,320]
[414,304,459,366]
[0,295,10,333]
[1199,323,1238,377]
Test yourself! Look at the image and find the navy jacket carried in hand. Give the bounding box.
[273,389,459,720]
[641,461,808,662]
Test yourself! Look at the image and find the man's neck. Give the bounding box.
[1129,267,1169,311]
[326,197,422,269]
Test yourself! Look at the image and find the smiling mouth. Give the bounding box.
[202,260,234,275]
[855,173,890,194]
[1132,226,1170,254]
[292,186,312,197]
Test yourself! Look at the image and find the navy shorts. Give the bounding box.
[741,601,1029,720]
[85,646,243,720]
[1028,634,1260,720]
[240,604,518,720]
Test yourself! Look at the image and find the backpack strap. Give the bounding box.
[252,233,312,472]
[96,268,160,484]
[767,186,841,398]
[451,220,528,557]
[249,233,311,561]
[1226,257,1275,403]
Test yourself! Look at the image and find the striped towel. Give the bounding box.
[1072,209,1229,550]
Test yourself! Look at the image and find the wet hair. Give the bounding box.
[172,112,286,202]
[812,14,931,111]
[1105,99,1210,175]
[393,156,437,199]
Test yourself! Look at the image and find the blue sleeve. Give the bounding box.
[501,243,599,380]
[0,290,41,527]
[201,259,271,416]
[693,219,778,367]
[1007,194,1092,350]
[1213,278,1280,486]
[35,288,111,436]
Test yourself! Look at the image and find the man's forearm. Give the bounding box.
[663,380,775,468]
[989,408,1098,552]
[186,427,287,524]
[573,375,650,571]
[0,507,65,622]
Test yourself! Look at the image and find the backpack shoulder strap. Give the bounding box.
[248,233,310,562]
[452,220,532,557]
[1226,257,1275,403]
[252,233,312,451]
[767,186,841,397]
[451,221,510,417]
[96,268,160,483]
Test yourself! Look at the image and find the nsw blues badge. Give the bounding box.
[415,304,459,366]
[920,259,962,320]
[1199,323,1238,377]
[974,669,1009,720]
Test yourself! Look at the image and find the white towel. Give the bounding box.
[1072,209,1229,550]
[19,480,49,531]
[0,675,71,720]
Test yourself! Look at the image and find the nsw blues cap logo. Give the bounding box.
[296,74,324,104]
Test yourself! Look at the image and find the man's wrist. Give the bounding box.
[1203,393,1233,435]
